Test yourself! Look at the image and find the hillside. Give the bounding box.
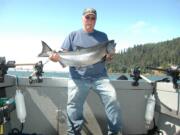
[107,37,180,73]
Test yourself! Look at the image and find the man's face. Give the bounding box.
[82,14,96,32]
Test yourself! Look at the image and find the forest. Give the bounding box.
[107,37,180,73]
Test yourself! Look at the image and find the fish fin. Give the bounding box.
[38,41,53,57]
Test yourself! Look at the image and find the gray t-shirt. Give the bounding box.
[61,29,108,80]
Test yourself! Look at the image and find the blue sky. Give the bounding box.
[0,0,180,71]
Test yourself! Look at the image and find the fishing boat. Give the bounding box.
[0,59,180,135]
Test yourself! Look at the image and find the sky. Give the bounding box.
[0,0,180,71]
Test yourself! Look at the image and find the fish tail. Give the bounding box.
[38,41,53,57]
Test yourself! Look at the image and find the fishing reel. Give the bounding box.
[147,66,180,89]
[28,61,44,84]
[130,67,142,86]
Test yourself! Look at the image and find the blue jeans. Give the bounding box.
[66,77,122,135]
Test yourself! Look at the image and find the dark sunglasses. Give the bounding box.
[85,16,96,21]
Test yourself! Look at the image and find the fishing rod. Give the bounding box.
[130,67,154,86]
[10,61,49,67]
[146,66,180,89]
[130,67,168,134]
[146,66,180,74]
[6,60,46,84]
[0,57,48,83]
[15,63,35,66]
[147,66,180,126]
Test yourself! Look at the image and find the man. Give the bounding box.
[50,8,122,135]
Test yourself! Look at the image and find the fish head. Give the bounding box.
[106,40,116,54]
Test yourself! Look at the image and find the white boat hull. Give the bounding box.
[1,75,180,135]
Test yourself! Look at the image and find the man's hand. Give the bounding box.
[49,52,60,62]
[106,48,115,61]
[106,53,114,61]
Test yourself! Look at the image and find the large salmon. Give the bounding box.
[38,40,116,67]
